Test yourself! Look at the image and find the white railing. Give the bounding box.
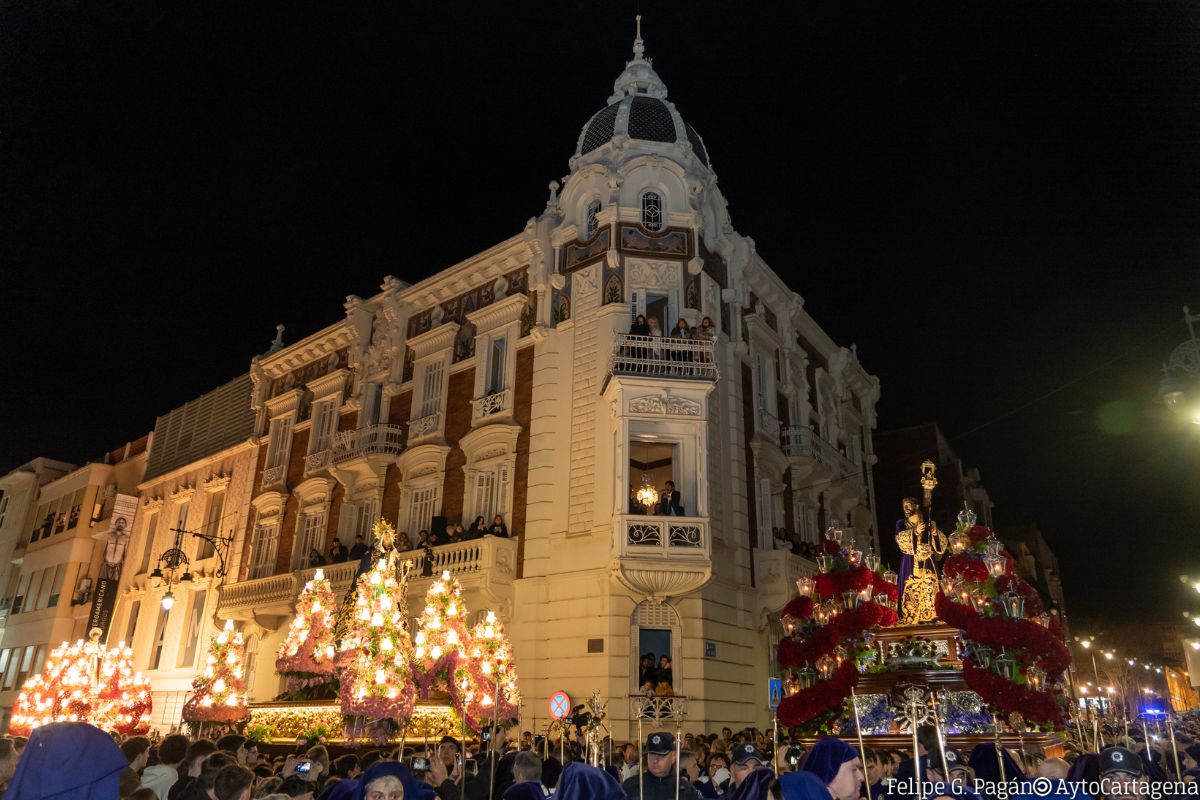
[617,514,709,557]
[261,464,286,489]
[471,390,508,421]
[781,425,815,459]
[407,412,441,441]
[754,547,818,613]
[757,407,781,442]
[305,449,332,474]
[332,424,406,464]
[216,537,518,619]
[610,334,717,380]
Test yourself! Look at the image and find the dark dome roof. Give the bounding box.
[577,95,711,166]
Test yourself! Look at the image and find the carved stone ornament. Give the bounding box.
[573,264,599,304]
[628,394,701,417]
[628,261,673,291]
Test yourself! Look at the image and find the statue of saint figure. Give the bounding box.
[895,496,947,625]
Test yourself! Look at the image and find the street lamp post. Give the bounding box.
[149,526,235,610]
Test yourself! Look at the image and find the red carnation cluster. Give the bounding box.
[778,602,896,668]
[776,658,859,728]
[963,660,1062,724]
[943,555,988,582]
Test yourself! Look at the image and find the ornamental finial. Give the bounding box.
[632,15,645,60]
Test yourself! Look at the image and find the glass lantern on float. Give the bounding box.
[784,674,802,696]
[816,554,833,574]
[956,504,977,531]
[949,531,968,554]
[983,553,1005,578]
[816,655,836,679]
[842,590,858,609]
[847,545,863,566]
[864,548,880,571]
[1027,664,1046,690]
[882,567,898,586]
[796,576,815,597]
[824,521,844,544]
[857,586,873,604]
[942,575,960,597]
[1002,589,1025,618]
[798,666,817,690]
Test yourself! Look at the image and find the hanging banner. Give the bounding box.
[89,493,138,642]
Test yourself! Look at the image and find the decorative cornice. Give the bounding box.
[306,368,350,400]
[258,322,356,379]
[264,388,305,418]
[407,322,461,361]
[202,473,232,492]
[465,293,527,334]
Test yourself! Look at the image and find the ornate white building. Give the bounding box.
[109,25,880,736]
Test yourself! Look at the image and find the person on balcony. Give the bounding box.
[328,540,349,564]
[669,318,693,373]
[466,516,488,540]
[657,481,683,516]
[656,656,674,689]
[629,314,651,370]
[308,549,327,569]
[348,535,369,562]
[488,515,509,538]
[647,317,665,363]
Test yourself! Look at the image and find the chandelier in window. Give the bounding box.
[635,474,659,510]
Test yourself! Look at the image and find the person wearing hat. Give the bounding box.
[621,732,699,800]
[1095,746,1145,800]
[925,748,980,800]
[799,737,862,800]
[726,742,775,800]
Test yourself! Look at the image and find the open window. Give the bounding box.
[627,441,679,516]
[631,601,680,694]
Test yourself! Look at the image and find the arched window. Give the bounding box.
[585,199,602,239]
[640,191,663,232]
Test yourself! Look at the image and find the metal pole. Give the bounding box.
[930,692,950,782]
[849,688,872,800]
[912,703,923,800]
[1168,715,1182,779]
[460,712,467,800]
[1142,719,1152,765]
[675,713,682,800]
[489,674,500,800]
[992,713,1006,783]
[638,714,644,800]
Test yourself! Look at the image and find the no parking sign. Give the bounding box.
[549,690,572,719]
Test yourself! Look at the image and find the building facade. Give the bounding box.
[111,374,258,730]
[0,440,148,728]
[179,31,884,737]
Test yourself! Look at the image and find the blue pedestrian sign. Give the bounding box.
[768,677,783,711]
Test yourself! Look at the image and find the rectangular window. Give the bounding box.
[2,649,17,689]
[473,472,496,523]
[31,645,45,676]
[199,491,224,560]
[419,362,444,418]
[311,400,337,454]
[0,490,8,528]
[67,487,85,530]
[408,487,438,538]
[12,571,30,615]
[362,382,385,426]
[151,607,170,670]
[179,590,207,667]
[248,522,280,579]
[265,416,295,470]
[47,564,67,608]
[14,646,34,689]
[354,500,379,545]
[172,500,190,547]
[122,600,141,648]
[26,569,45,611]
[293,510,327,570]
[0,651,10,688]
[138,511,159,574]
[487,337,507,396]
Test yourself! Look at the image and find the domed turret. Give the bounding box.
[573,17,711,168]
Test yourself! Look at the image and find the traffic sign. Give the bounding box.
[549,690,572,719]
[768,677,783,711]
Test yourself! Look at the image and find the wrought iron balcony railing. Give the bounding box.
[332,424,406,464]
[610,334,717,381]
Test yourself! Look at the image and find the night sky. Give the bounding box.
[3,2,1198,641]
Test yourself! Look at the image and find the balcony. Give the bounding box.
[610,334,717,381]
[261,464,286,490]
[333,424,406,464]
[756,406,782,443]
[305,448,333,476]
[781,426,867,506]
[471,390,508,423]
[407,412,442,443]
[216,537,518,627]
[612,514,712,601]
[754,547,817,615]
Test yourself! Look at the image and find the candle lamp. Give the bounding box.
[843,590,859,609]
[847,547,863,566]
[784,674,801,696]
[1002,590,1024,619]
[865,551,880,571]
[956,504,977,532]
[858,586,873,604]
[796,576,815,597]
[949,531,968,554]
[882,568,898,585]
[824,522,844,544]
[817,554,833,574]
[799,666,817,689]
[974,645,994,669]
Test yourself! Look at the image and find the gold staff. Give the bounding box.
[911,697,924,800]
[1167,714,1182,779]
[992,713,1006,783]
[850,688,873,800]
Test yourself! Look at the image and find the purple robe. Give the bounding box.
[895,518,914,604]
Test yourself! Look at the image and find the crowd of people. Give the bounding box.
[622,315,717,376]
[309,515,513,570]
[770,528,822,560]
[5,715,1200,800]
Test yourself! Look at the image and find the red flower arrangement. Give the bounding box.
[783,596,816,621]
[994,574,1045,618]
[943,555,988,582]
[778,601,895,668]
[821,539,843,556]
[967,525,993,546]
[870,572,899,603]
[776,658,859,728]
[963,659,1061,724]
[814,565,875,598]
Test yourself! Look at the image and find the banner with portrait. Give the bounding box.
[89,493,138,641]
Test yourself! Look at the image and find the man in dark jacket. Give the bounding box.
[621,732,699,800]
